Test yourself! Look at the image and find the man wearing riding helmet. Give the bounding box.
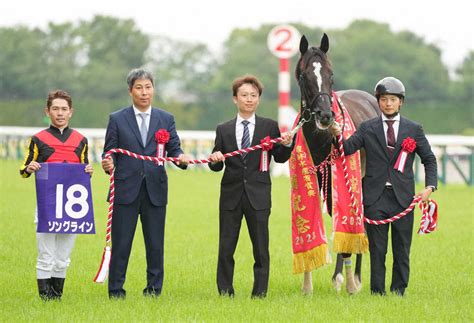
[331,76,437,296]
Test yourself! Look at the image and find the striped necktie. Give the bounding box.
[241,120,250,158]
[138,113,148,146]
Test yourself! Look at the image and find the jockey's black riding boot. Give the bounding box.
[37,279,52,301]
[50,277,65,300]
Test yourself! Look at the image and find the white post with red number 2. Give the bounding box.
[267,24,301,175]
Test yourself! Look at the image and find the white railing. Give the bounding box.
[0,126,215,167]
[2,126,473,183]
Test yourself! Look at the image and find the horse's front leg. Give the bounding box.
[302,271,313,295]
[332,254,344,292]
[354,254,362,289]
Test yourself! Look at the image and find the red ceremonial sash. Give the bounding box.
[331,93,368,253]
[290,121,329,274]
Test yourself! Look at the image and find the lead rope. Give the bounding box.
[335,133,436,229]
[94,119,306,283]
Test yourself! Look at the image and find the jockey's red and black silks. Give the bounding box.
[20,126,88,177]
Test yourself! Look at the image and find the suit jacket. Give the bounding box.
[209,115,293,211]
[343,115,437,208]
[103,106,184,206]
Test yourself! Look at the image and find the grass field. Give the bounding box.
[0,159,472,322]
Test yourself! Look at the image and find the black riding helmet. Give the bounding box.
[374,77,405,100]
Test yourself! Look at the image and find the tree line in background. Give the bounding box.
[0,16,472,134]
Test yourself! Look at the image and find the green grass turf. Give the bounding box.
[0,159,472,321]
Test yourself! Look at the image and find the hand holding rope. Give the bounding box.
[332,123,438,232]
[94,119,305,283]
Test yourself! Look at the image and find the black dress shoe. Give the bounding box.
[218,288,235,297]
[370,290,386,296]
[251,292,267,299]
[143,287,161,297]
[109,290,126,299]
[390,289,405,296]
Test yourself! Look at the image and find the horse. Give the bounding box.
[294,33,380,294]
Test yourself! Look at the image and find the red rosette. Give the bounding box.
[259,136,273,172]
[394,137,416,173]
[155,129,169,165]
[155,129,170,144]
[401,137,416,152]
[260,136,273,151]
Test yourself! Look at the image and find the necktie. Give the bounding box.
[139,113,148,146]
[241,120,250,158]
[386,120,396,156]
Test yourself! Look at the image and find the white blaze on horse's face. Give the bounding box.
[312,61,330,130]
[312,62,322,92]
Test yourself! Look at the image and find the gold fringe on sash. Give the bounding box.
[333,232,368,254]
[293,244,330,274]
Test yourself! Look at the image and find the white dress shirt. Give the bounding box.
[382,114,400,186]
[236,114,255,149]
[382,113,400,145]
[133,105,151,130]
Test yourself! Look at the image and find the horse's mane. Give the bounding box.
[295,47,333,81]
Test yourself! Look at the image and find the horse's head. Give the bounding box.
[296,33,335,130]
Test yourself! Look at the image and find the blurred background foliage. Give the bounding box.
[0,16,472,134]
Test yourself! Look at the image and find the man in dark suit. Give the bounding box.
[101,68,189,299]
[208,75,294,298]
[331,77,437,296]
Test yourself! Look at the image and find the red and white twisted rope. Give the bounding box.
[336,133,361,218]
[101,138,284,244]
[103,137,284,166]
[363,196,436,231]
[94,125,304,283]
[417,199,437,234]
[335,129,436,231]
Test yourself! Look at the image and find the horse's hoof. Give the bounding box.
[332,273,344,293]
[354,275,362,291]
[345,272,360,295]
[301,286,313,296]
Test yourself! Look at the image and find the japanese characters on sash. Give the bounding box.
[290,131,330,274]
[331,96,368,254]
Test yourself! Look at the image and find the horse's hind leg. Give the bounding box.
[354,254,362,289]
[332,254,344,292]
[302,271,313,295]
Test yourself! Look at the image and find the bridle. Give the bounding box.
[297,72,335,128]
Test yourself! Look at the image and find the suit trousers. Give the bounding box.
[108,180,166,297]
[217,192,270,297]
[364,187,414,295]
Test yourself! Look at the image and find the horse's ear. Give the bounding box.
[300,35,308,55]
[320,33,329,53]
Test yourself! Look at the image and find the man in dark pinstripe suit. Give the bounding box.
[331,77,437,296]
[208,75,294,298]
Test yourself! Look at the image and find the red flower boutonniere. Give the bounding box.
[155,129,170,144]
[259,136,273,172]
[394,137,417,173]
[401,137,416,153]
[261,136,274,151]
[155,129,169,165]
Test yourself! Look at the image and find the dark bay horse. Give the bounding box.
[295,34,380,294]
